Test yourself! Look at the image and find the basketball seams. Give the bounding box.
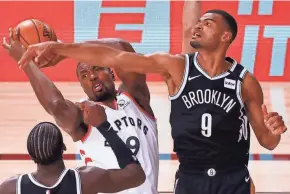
[18,29,30,47]
[30,19,41,43]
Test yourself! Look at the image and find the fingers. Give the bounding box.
[264,112,278,122]
[266,114,287,135]
[8,28,14,44]
[37,54,56,68]
[265,115,282,127]
[2,37,11,50]
[269,120,284,130]
[272,125,287,135]
[18,47,36,68]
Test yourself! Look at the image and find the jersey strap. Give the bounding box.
[169,54,190,100]
[16,175,23,194]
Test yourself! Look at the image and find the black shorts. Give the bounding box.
[174,167,250,194]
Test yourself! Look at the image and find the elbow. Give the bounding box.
[137,167,146,186]
[129,164,146,188]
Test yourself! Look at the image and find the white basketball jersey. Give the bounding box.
[76,92,159,194]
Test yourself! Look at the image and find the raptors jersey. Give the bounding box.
[77,92,159,194]
[170,52,250,173]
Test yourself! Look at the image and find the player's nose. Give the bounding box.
[194,23,202,31]
[90,72,98,82]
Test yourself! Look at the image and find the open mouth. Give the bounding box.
[192,32,201,38]
[93,83,103,92]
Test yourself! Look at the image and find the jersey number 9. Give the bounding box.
[105,136,140,155]
[201,113,212,137]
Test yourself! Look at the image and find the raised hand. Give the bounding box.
[262,104,287,135]
[77,101,107,127]
[2,28,26,62]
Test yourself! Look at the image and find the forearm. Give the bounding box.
[182,0,201,53]
[52,43,118,68]
[183,0,201,30]
[23,62,65,114]
[97,121,145,191]
[259,130,281,150]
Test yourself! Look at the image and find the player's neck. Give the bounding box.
[35,160,66,176]
[197,50,229,77]
[99,98,118,110]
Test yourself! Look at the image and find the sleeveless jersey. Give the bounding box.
[16,169,81,194]
[169,52,250,173]
[77,92,159,194]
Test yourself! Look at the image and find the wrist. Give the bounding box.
[95,120,110,131]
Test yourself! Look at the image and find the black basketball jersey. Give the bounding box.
[16,169,81,194]
[170,52,250,172]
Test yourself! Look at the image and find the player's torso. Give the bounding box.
[77,92,159,194]
[170,52,250,169]
[17,169,81,194]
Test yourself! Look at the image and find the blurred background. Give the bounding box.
[0,1,290,193]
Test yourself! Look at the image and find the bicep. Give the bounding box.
[243,73,267,138]
[113,52,166,74]
[52,100,83,136]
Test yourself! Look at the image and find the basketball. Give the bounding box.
[12,19,57,48]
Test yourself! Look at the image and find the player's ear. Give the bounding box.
[221,31,232,43]
[109,68,115,81]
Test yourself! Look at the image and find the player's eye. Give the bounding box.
[92,66,101,71]
[81,74,87,79]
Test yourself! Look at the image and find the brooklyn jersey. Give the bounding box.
[169,52,250,172]
[77,92,159,194]
[16,169,81,194]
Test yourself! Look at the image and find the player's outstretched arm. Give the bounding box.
[77,101,145,193]
[23,62,84,139]
[242,73,287,150]
[0,176,17,194]
[182,0,201,54]
[3,30,84,139]
[18,41,183,75]
[18,41,186,96]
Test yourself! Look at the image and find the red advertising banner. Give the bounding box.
[0,1,289,82]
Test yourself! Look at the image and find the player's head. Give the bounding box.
[190,9,238,51]
[27,122,66,165]
[76,62,116,102]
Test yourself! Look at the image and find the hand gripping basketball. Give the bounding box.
[2,28,26,62]
[77,101,107,127]
[262,104,287,135]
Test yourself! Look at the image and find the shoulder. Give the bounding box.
[0,175,19,194]
[242,71,263,103]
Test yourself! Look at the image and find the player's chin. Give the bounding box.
[190,40,201,49]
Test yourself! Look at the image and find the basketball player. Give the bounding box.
[0,102,146,194]
[18,9,288,194]
[3,31,158,193]
[181,2,257,193]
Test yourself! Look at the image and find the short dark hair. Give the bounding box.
[27,122,64,165]
[206,9,238,41]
